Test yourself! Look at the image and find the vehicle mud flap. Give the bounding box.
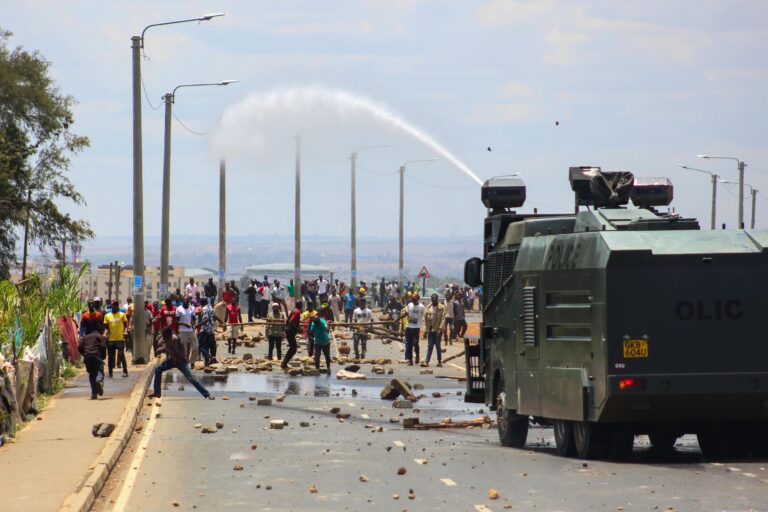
[464,337,485,403]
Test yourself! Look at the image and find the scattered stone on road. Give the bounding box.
[201,426,218,434]
[91,423,116,438]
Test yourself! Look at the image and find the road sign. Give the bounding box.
[132,275,143,290]
[417,266,431,279]
[219,269,225,279]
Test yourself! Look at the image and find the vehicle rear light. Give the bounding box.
[619,378,646,391]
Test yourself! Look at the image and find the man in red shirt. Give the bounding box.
[157,294,178,333]
[281,301,303,369]
[226,301,241,355]
[222,282,234,304]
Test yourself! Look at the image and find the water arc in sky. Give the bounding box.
[213,87,484,186]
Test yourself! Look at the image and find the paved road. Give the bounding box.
[94,332,768,512]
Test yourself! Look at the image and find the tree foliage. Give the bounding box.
[0,29,93,279]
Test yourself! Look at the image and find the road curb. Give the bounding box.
[59,361,156,512]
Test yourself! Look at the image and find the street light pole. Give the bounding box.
[677,164,718,230]
[159,80,237,294]
[697,155,746,228]
[350,144,392,290]
[398,158,436,291]
[351,152,357,290]
[398,165,404,291]
[219,159,226,300]
[721,180,758,229]
[294,135,302,306]
[130,34,146,363]
[160,92,172,296]
[131,12,225,364]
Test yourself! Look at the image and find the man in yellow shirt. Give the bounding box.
[104,301,129,378]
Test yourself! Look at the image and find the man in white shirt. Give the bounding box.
[175,298,198,364]
[272,280,288,315]
[400,294,425,365]
[352,298,374,359]
[317,275,329,304]
[184,278,198,300]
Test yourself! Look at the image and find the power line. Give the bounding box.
[405,172,475,190]
[172,111,208,135]
[357,162,398,176]
[140,73,161,111]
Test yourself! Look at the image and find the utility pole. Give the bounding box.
[350,152,357,290]
[108,262,114,302]
[750,187,757,229]
[219,159,226,301]
[710,174,718,230]
[115,261,122,303]
[21,189,32,279]
[738,160,746,228]
[398,165,404,291]
[160,92,173,295]
[294,135,302,306]
[130,34,147,363]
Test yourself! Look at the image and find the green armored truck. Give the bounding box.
[463,167,768,459]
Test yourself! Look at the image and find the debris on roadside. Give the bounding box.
[91,423,115,438]
[403,416,493,430]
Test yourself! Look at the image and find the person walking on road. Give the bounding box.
[184,278,198,300]
[343,289,356,323]
[197,298,215,366]
[226,300,241,355]
[423,293,446,367]
[281,301,303,369]
[204,277,217,307]
[258,280,271,319]
[352,298,374,360]
[309,312,331,373]
[78,322,106,399]
[317,275,329,304]
[328,288,341,324]
[453,290,468,340]
[79,300,103,336]
[266,303,285,361]
[245,279,258,322]
[400,294,426,365]
[104,301,129,378]
[175,298,198,364]
[148,327,212,400]
[444,290,455,344]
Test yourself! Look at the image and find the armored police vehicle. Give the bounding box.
[463,167,768,459]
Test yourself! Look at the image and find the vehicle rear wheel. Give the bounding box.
[497,392,529,448]
[573,421,606,459]
[553,420,576,457]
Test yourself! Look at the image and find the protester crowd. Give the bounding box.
[76,273,480,402]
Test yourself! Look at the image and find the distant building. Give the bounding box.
[244,263,331,284]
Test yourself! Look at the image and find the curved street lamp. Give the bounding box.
[720,179,758,229]
[697,154,747,228]
[678,164,718,230]
[131,13,226,362]
[159,80,238,292]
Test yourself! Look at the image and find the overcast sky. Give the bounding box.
[6,0,768,245]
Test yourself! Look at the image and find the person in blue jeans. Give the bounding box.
[148,327,213,400]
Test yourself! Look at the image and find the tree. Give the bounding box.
[0,29,93,279]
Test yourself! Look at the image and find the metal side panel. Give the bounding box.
[539,367,588,421]
[516,369,541,415]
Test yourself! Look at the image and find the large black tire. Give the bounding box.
[573,421,606,459]
[497,392,529,448]
[553,420,576,457]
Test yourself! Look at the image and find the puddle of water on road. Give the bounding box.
[165,371,485,419]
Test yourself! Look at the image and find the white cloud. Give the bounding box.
[501,81,534,98]
[469,103,537,124]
